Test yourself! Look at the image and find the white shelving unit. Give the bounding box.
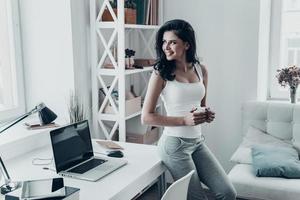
[90,0,163,141]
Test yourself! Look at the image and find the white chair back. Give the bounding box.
[161,170,194,200]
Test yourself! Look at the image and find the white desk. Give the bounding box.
[0,137,166,200]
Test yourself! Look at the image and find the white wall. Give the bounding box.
[19,0,75,122]
[164,0,260,171]
[69,0,92,124]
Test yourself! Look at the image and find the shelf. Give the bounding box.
[98,111,140,121]
[98,112,118,121]
[125,67,153,75]
[92,0,163,141]
[99,104,161,121]
[124,24,160,30]
[98,111,139,121]
[98,68,117,75]
[96,22,159,30]
[96,22,116,29]
[125,104,161,120]
[125,110,142,120]
[99,67,153,76]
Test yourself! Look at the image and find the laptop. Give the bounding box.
[50,120,127,182]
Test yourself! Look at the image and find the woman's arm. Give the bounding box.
[200,64,208,107]
[142,71,207,127]
[200,64,215,123]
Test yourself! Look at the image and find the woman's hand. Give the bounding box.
[183,108,207,126]
[205,107,215,123]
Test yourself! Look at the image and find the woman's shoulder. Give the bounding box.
[152,69,163,79]
[195,63,207,77]
[151,69,167,88]
[198,63,207,77]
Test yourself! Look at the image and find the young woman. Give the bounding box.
[141,19,237,200]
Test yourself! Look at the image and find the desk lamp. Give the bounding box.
[0,102,57,134]
[0,156,20,194]
[0,103,57,194]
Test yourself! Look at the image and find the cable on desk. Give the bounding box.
[32,157,53,166]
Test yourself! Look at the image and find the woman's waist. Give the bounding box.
[163,125,202,137]
[164,105,205,116]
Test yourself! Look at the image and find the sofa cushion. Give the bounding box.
[228,164,300,200]
[242,101,297,140]
[252,145,300,178]
[242,101,268,134]
[230,146,252,164]
[230,126,292,164]
[267,103,294,140]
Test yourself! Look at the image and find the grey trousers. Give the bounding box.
[158,134,237,200]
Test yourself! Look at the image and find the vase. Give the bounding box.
[290,86,298,104]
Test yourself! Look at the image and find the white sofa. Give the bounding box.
[228,101,300,200]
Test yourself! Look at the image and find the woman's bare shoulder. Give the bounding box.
[151,69,164,81]
[150,70,166,89]
[199,64,208,76]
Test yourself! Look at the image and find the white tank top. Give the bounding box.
[160,64,206,138]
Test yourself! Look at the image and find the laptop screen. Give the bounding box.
[50,120,94,172]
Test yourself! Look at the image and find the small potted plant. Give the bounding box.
[276,65,300,103]
[125,48,136,69]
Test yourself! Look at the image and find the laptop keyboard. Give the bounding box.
[68,159,107,174]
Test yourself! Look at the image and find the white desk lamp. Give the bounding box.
[0,102,57,194]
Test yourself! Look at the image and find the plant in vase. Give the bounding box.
[125,48,136,69]
[102,0,136,24]
[276,65,300,103]
[108,0,136,9]
[68,91,86,123]
[125,0,136,9]
[110,0,117,9]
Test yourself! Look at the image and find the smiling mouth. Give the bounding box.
[165,51,173,56]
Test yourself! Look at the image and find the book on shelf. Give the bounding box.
[150,0,159,25]
[135,0,159,25]
[145,0,151,25]
[136,0,145,24]
[153,0,158,25]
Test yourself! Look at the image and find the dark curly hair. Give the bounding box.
[154,19,200,81]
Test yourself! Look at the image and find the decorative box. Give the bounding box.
[104,96,142,117]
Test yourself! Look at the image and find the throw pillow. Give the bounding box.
[230,126,292,164]
[252,144,300,178]
[294,141,300,155]
[230,146,252,164]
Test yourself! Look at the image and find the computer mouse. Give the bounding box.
[107,150,124,158]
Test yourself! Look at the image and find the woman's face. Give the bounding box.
[162,31,189,61]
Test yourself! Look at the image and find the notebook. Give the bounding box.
[50,120,127,182]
